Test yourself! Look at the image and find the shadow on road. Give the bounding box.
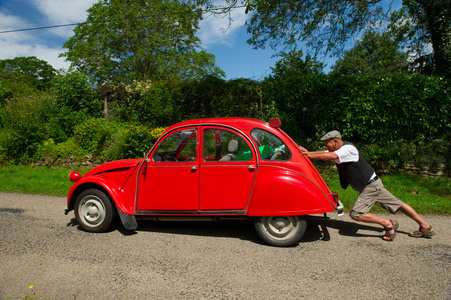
[68,215,398,245]
[135,219,263,244]
[303,216,385,242]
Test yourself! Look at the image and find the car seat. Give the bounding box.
[219,140,238,161]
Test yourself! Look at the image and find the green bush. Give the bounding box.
[360,139,450,175]
[265,74,450,145]
[178,76,270,119]
[264,74,450,175]
[1,71,449,174]
[50,70,102,136]
[33,138,89,166]
[0,69,42,107]
[51,70,100,112]
[0,95,54,163]
[111,78,275,127]
[106,124,165,160]
[112,82,180,127]
[73,118,114,154]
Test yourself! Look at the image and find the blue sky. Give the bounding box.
[0,0,281,80]
[0,0,403,80]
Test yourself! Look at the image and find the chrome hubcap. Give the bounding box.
[264,216,298,240]
[79,196,106,227]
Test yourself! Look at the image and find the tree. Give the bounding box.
[332,30,410,75]
[61,0,224,85]
[388,0,451,76]
[0,56,57,90]
[50,70,103,137]
[199,0,450,77]
[268,48,325,79]
[415,0,451,78]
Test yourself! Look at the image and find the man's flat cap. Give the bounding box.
[320,130,342,141]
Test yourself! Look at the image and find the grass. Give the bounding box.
[0,165,90,196]
[321,172,451,215]
[0,165,449,215]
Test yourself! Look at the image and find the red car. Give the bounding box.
[65,118,341,246]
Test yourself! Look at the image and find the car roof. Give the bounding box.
[165,117,271,132]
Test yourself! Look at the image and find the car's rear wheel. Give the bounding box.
[255,216,307,247]
[74,189,116,233]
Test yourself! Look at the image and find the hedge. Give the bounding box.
[265,74,450,144]
[0,73,449,174]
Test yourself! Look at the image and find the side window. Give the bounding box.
[153,129,197,162]
[203,128,252,162]
[251,129,291,161]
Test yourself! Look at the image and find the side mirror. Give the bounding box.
[144,153,151,163]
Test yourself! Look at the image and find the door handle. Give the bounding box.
[191,166,198,172]
[248,165,256,171]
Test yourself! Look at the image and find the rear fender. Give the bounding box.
[247,167,336,216]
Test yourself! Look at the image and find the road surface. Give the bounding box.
[0,192,450,299]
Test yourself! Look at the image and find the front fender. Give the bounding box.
[67,176,134,215]
[247,166,336,216]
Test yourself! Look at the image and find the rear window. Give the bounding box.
[251,129,291,161]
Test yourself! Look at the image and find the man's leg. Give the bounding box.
[397,204,434,235]
[374,182,434,237]
[351,213,395,240]
[350,181,397,240]
[351,213,392,227]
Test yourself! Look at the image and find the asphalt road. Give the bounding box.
[0,192,450,300]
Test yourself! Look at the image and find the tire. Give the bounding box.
[254,216,307,247]
[74,189,116,233]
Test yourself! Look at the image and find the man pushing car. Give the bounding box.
[299,130,435,241]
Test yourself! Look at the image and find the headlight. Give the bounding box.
[69,171,82,182]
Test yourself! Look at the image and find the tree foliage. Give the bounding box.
[50,70,103,138]
[245,0,386,55]
[266,73,450,143]
[0,56,57,90]
[0,95,54,163]
[61,0,224,85]
[268,48,325,79]
[388,0,451,77]
[0,69,41,106]
[332,30,410,75]
[198,0,450,77]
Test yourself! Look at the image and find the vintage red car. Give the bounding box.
[65,117,341,246]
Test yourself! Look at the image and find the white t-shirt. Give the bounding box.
[326,144,359,164]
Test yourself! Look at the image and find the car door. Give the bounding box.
[137,128,199,212]
[200,127,256,211]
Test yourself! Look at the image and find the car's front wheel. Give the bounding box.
[74,189,116,233]
[255,216,307,247]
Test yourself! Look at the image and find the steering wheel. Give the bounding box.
[271,150,285,161]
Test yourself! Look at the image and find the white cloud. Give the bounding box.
[198,6,248,48]
[0,35,70,70]
[0,1,96,70]
[32,0,98,38]
[33,0,96,23]
[32,46,71,70]
[0,0,251,72]
[0,11,31,31]
[0,12,40,59]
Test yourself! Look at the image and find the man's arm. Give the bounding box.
[299,146,338,161]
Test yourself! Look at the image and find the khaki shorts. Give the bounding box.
[350,179,405,218]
